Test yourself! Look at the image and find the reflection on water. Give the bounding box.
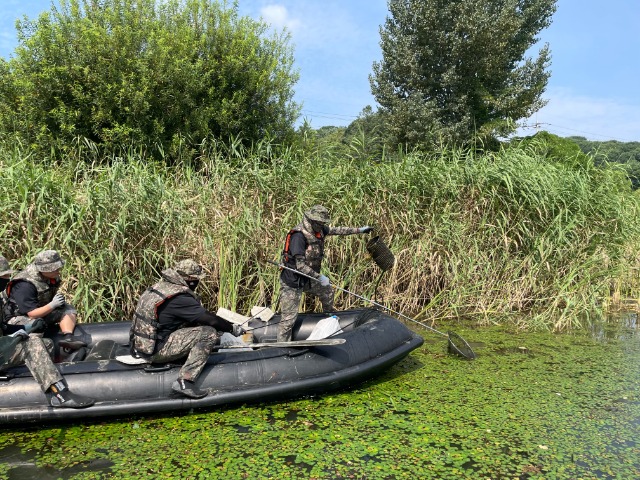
[585,311,639,342]
[0,445,113,480]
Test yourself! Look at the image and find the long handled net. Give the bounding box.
[267,260,477,360]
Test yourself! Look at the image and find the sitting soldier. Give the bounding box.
[1,254,94,408]
[130,259,244,399]
[2,250,86,350]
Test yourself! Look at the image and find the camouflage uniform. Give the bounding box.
[1,254,63,393]
[130,260,218,382]
[3,250,76,326]
[2,336,63,392]
[278,205,362,341]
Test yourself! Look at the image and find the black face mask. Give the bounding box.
[311,221,327,234]
[0,278,9,291]
[187,280,200,291]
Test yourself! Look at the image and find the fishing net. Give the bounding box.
[447,331,477,359]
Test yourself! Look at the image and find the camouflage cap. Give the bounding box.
[174,259,206,279]
[0,255,15,277]
[33,250,65,272]
[304,205,331,224]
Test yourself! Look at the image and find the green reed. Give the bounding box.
[1,135,638,330]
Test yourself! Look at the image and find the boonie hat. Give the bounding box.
[174,259,206,279]
[305,205,331,224]
[34,250,65,272]
[0,255,15,277]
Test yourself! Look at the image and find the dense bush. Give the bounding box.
[0,0,300,163]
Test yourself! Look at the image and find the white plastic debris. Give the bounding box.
[307,315,343,340]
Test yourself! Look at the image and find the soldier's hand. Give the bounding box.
[358,226,374,234]
[318,275,330,287]
[48,293,66,310]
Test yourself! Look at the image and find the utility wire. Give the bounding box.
[299,107,639,143]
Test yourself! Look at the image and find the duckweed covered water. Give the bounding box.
[0,319,638,479]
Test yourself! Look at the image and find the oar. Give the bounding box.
[115,338,346,365]
[268,260,476,359]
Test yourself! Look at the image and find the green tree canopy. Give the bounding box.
[370,0,556,149]
[0,0,300,162]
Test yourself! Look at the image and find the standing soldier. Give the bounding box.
[130,259,243,399]
[278,205,373,342]
[0,254,94,408]
[2,250,86,350]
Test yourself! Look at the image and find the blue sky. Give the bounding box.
[1,0,638,142]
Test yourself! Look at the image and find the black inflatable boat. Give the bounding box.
[0,308,423,425]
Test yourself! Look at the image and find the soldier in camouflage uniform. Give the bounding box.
[278,205,373,341]
[1,254,94,408]
[2,250,86,350]
[130,259,241,399]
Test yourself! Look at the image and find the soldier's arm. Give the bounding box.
[327,226,361,236]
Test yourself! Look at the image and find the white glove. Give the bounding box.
[48,293,66,310]
[318,275,330,287]
[358,226,374,234]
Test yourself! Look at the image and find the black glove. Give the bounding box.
[27,318,46,333]
[358,226,374,234]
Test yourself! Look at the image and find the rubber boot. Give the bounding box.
[59,333,87,350]
[171,378,208,399]
[49,382,95,409]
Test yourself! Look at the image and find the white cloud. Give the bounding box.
[260,5,301,33]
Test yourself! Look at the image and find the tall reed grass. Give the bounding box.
[1,135,639,330]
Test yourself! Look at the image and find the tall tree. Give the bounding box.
[370,0,556,149]
[0,0,300,162]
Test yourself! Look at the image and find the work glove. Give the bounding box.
[358,226,374,234]
[232,324,246,337]
[318,275,330,287]
[48,293,66,310]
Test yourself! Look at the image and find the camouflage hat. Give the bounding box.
[304,205,331,224]
[0,255,15,277]
[33,249,65,272]
[174,259,206,279]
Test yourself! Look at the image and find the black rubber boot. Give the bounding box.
[58,333,87,351]
[172,378,208,399]
[49,383,95,409]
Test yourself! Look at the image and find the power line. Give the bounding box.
[300,108,639,143]
[519,122,637,143]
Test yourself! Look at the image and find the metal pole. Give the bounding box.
[268,260,448,338]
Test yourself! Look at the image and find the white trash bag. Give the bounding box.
[307,315,343,340]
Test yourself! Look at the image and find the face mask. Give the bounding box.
[0,278,9,291]
[312,221,327,233]
[187,280,200,291]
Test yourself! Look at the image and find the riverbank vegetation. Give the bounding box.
[1,132,638,330]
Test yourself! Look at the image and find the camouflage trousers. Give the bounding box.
[7,305,77,326]
[278,281,334,342]
[151,326,218,382]
[5,336,63,392]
